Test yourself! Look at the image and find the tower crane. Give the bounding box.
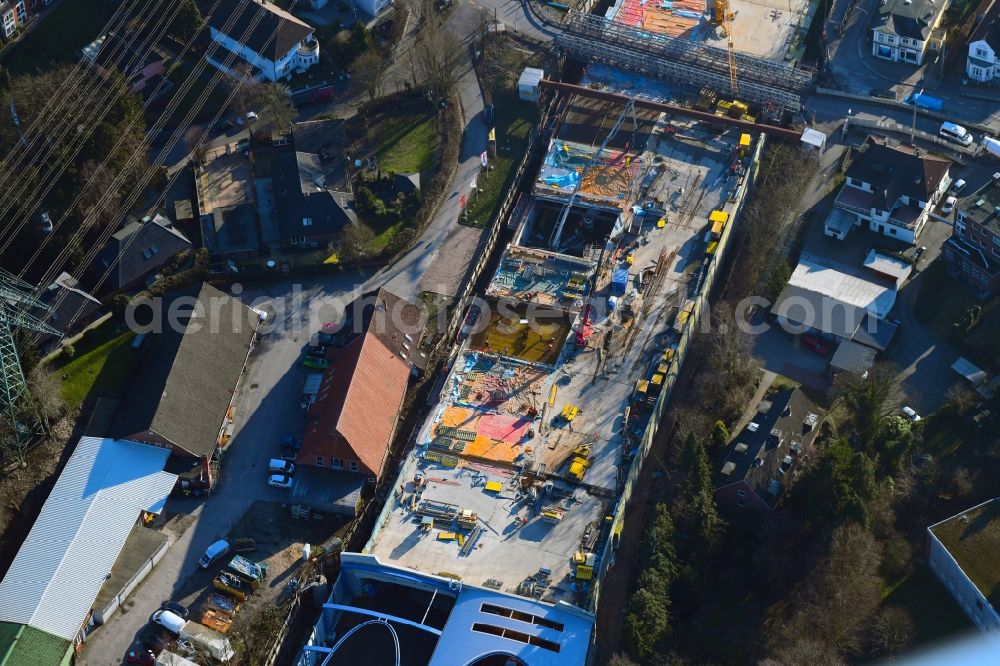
[0,268,59,465]
[714,0,738,96]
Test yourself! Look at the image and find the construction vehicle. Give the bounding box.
[541,507,565,523]
[573,551,596,580]
[567,444,592,481]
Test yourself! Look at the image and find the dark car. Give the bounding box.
[280,445,298,462]
[160,600,188,619]
[800,334,830,356]
[281,436,302,450]
[484,103,495,125]
[869,88,896,100]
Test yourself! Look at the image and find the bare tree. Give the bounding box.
[414,20,463,101]
[29,364,65,427]
[401,0,431,26]
[775,523,883,656]
[350,49,387,103]
[868,605,915,658]
[79,160,123,232]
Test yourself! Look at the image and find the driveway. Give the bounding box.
[78,271,385,665]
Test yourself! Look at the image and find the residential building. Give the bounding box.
[297,329,410,481]
[353,0,391,17]
[944,177,1000,297]
[110,284,259,485]
[927,498,1000,631]
[82,32,165,93]
[194,150,261,261]
[872,0,948,66]
[771,253,900,352]
[36,272,102,353]
[0,1,26,40]
[206,0,319,82]
[826,136,951,244]
[297,553,595,666]
[966,1,1000,82]
[0,437,176,648]
[92,212,192,295]
[272,151,352,249]
[714,388,821,513]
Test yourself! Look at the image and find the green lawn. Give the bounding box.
[50,322,137,409]
[1,0,115,75]
[463,91,537,228]
[881,567,971,647]
[372,112,440,175]
[915,261,1000,368]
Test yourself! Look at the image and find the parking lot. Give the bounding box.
[79,272,373,665]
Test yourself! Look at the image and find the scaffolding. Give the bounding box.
[558,13,811,109]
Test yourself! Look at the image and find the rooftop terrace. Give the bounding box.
[931,498,1000,609]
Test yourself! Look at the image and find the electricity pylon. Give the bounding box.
[0,268,59,465]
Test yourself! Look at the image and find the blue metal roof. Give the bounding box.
[429,583,593,666]
[0,438,176,641]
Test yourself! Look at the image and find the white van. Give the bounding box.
[198,540,230,568]
[268,459,295,474]
[940,122,973,146]
[151,609,186,635]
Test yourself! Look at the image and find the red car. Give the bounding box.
[800,334,830,355]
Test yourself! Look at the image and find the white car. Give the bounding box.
[941,196,957,215]
[902,406,922,422]
[268,473,293,489]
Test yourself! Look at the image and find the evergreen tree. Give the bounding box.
[679,432,712,498]
[622,588,670,661]
[710,420,730,449]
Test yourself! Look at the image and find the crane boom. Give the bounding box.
[550,99,637,250]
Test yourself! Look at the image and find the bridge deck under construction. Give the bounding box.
[558,12,812,110]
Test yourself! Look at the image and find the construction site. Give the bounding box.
[364,66,769,611]
[602,0,818,63]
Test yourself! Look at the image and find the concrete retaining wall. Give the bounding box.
[588,133,768,615]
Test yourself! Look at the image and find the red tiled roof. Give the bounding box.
[298,331,410,478]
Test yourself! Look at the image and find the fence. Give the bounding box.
[587,133,769,614]
[441,108,554,344]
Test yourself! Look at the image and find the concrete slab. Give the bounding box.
[703,0,816,62]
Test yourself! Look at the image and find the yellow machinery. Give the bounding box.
[541,507,565,523]
[567,444,592,481]
[574,552,596,580]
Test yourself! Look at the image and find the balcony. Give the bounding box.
[297,38,319,58]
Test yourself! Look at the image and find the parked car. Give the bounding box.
[484,103,495,124]
[268,474,293,489]
[280,445,298,462]
[268,458,295,475]
[902,406,922,422]
[951,178,967,194]
[160,601,188,619]
[941,195,957,215]
[281,436,302,450]
[800,334,830,355]
[151,609,186,634]
[199,540,230,569]
[302,356,329,370]
[914,246,927,260]
[869,87,895,100]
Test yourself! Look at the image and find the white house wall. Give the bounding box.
[928,529,1000,631]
